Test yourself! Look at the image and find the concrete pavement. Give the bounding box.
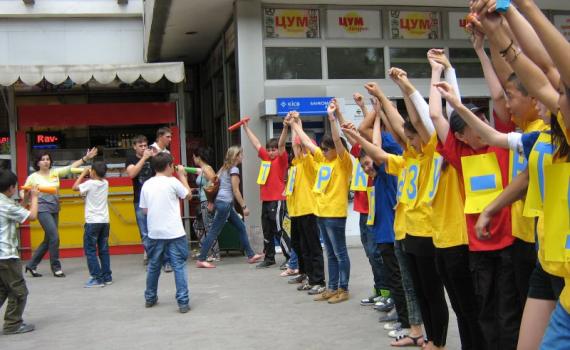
[1,247,461,350]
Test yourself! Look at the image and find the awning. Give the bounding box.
[0,62,185,86]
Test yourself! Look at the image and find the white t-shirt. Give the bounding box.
[150,142,170,154]
[79,179,109,223]
[139,176,188,239]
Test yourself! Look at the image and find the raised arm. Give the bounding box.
[70,147,98,170]
[277,114,289,155]
[287,113,302,159]
[290,117,318,154]
[327,102,348,159]
[126,148,153,178]
[242,121,262,152]
[357,95,378,142]
[342,124,389,165]
[175,165,192,200]
[71,168,90,192]
[435,81,510,149]
[365,82,406,142]
[428,54,450,143]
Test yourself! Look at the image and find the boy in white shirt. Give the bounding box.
[139,152,192,313]
[72,162,112,288]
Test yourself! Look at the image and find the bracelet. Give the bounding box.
[499,40,514,57]
[81,157,87,163]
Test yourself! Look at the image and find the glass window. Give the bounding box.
[266,47,322,79]
[327,48,385,79]
[389,48,431,78]
[449,48,488,78]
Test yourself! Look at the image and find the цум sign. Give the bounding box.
[276,97,333,116]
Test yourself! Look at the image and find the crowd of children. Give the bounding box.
[1,0,569,348]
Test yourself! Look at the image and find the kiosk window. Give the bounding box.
[389,48,431,78]
[449,48,486,78]
[327,48,385,79]
[266,47,322,79]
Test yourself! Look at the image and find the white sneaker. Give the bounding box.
[388,328,410,338]
[384,321,401,330]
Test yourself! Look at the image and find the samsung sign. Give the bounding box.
[276,97,333,116]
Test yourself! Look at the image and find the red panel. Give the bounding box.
[170,125,181,165]
[58,244,144,258]
[19,103,176,128]
[16,131,32,259]
[59,177,132,189]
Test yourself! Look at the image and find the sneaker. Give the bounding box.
[288,274,306,284]
[384,321,402,331]
[256,260,276,269]
[104,280,113,286]
[388,328,410,339]
[145,299,157,308]
[328,288,349,304]
[178,304,190,313]
[84,278,105,288]
[297,282,313,291]
[247,254,264,264]
[314,289,338,301]
[3,323,35,335]
[163,263,172,273]
[307,285,326,295]
[378,308,398,323]
[206,256,215,262]
[360,295,381,306]
[374,297,395,312]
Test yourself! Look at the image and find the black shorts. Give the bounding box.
[527,261,565,300]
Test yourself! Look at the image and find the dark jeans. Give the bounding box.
[0,259,28,332]
[290,215,304,274]
[406,248,449,346]
[379,243,410,329]
[436,245,483,350]
[469,247,522,350]
[261,201,291,263]
[27,212,61,272]
[318,217,350,290]
[512,238,536,305]
[395,240,422,325]
[359,213,388,293]
[145,235,189,306]
[198,200,255,261]
[83,223,112,283]
[293,214,324,286]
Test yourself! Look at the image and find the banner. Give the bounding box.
[326,10,381,39]
[449,12,471,39]
[389,11,440,39]
[264,8,320,39]
[554,15,570,42]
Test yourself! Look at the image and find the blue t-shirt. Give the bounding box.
[370,132,403,244]
[521,131,541,160]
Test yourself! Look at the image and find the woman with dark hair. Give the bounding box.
[192,146,220,261]
[23,148,98,277]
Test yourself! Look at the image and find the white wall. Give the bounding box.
[0,0,143,18]
[0,18,144,65]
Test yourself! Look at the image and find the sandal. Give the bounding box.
[280,268,299,277]
[390,334,425,347]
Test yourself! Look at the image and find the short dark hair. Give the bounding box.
[132,135,148,145]
[358,148,368,160]
[156,127,172,138]
[0,169,18,193]
[151,152,173,172]
[266,138,279,149]
[320,135,348,151]
[403,120,417,134]
[33,152,52,171]
[507,73,529,96]
[91,161,107,178]
[449,113,468,134]
[192,146,213,164]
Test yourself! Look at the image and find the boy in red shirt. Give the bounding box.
[243,121,292,268]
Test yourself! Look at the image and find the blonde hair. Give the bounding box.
[221,146,242,171]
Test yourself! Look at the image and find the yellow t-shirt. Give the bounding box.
[431,163,469,248]
[286,153,317,217]
[312,147,353,218]
[386,139,436,238]
[510,119,549,243]
[24,166,71,189]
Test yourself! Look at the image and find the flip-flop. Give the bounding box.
[280,269,299,277]
[390,334,424,347]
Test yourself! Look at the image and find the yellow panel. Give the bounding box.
[30,186,140,250]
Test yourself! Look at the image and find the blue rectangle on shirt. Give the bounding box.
[276,97,332,116]
[470,175,496,191]
[565,235,570,249]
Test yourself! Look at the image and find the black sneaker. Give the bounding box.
[3,323,35,335]
[307,285,326,295]
[145,299,157,308]
[178,304,190,313]
[288,274,306,284]
[360,295,381,306]
[256,260,276,269]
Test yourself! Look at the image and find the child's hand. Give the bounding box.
[433,82,461,108]
[29,185,40,198]
[85,147,98,160]
[388,67,408,85]
[427,49,451,70]
[327,102,337,120]
[470,28,485,52]
[341,125,358,139]
[475,210,493,240]
[353,93,365,108]
[371,97,382,113]
[364,82,382,97]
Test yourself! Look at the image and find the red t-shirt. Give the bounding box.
[350,143,369,214]
[437,131,514,252]
[258,147,288,201]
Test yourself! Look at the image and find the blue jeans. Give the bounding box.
[395,240,422,325]
[317,217,350,291]
[288,249,299,270]
[135,203,170,265]
[198,200,255,261]
[83,223,112,283]
[541,302,570,349]
[359,213,388,293]
[27,212,61,272]
[145,235,189,306]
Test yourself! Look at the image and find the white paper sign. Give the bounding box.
[326,10,381,39]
